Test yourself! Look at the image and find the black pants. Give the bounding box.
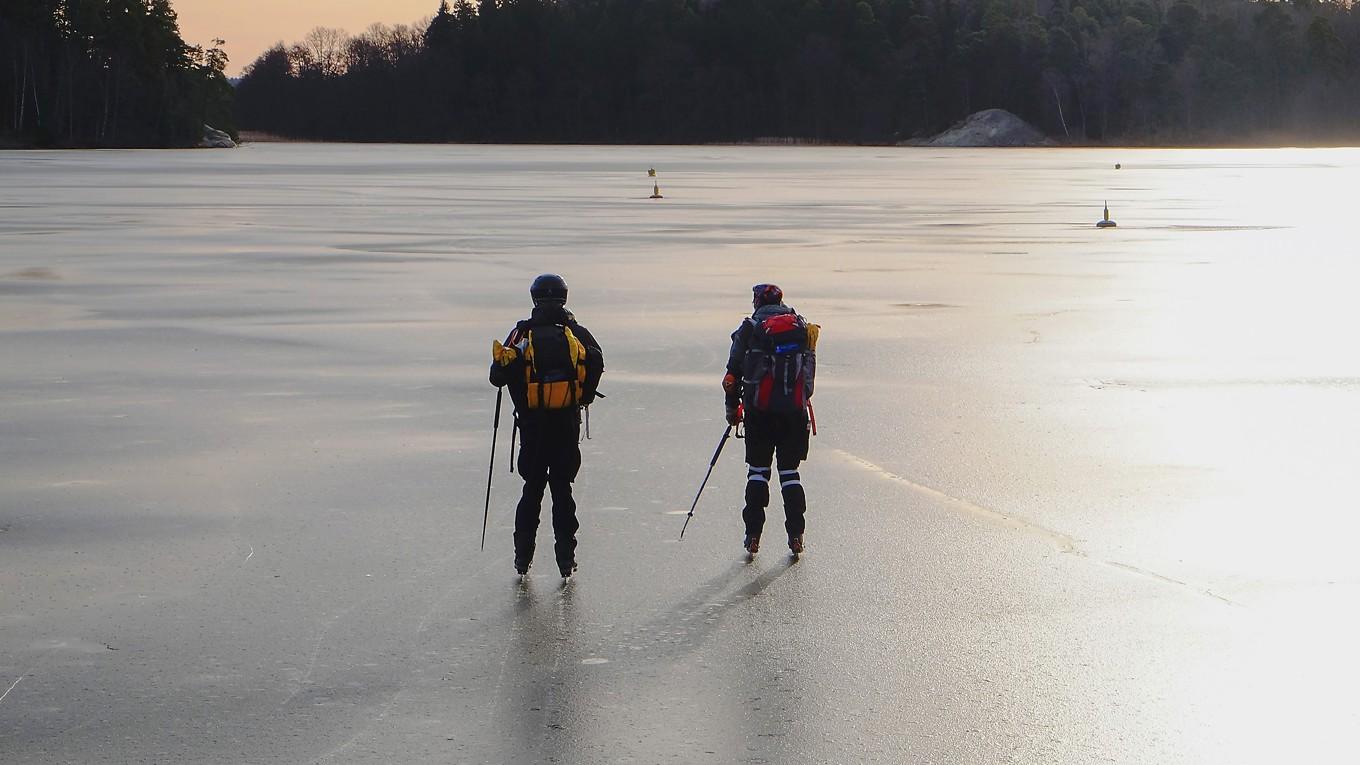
[513,408,581,568]
[742,409,810,539]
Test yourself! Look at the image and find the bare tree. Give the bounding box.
[300,27,349,77]
[1042,69,1070,140]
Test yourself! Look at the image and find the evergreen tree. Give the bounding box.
[0,0,235,147]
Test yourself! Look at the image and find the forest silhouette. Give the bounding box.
[235,0,1360,145]
[1,1,235,147]
[5,1,1360,147]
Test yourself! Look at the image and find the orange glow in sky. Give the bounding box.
[174,0,439,76]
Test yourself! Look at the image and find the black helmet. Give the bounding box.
[530,273,568,305]
[752,283,783,309]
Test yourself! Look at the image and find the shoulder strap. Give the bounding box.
[509,319,536,345]
[561,325,585,362]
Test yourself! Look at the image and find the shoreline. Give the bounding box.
[234,130,1360,150]
[6,131,1360,151]
[235,135,1360,150]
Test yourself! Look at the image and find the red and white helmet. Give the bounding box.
[752,283,783,309]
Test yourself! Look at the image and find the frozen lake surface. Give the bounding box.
[2,144,1359,762]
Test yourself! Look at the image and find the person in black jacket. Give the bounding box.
[489,274,604,577]
[722,283,816,557]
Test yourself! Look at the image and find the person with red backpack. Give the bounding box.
[723,284,819,557]
[490,274,604,577]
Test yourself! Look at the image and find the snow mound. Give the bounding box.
[199,125,237,149]
[928,109,1053,147]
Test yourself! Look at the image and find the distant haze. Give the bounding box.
[174,0,435,76]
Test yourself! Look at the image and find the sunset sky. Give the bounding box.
[174,0,439,76]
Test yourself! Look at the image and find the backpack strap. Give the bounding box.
[562,325,587,406]
[522,326,545,407]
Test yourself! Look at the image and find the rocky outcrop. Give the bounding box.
[926,109,1053,147]
[199,125,237,148]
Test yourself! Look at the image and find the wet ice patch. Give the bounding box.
[29,638,113,654]
[6,267,60,280]
[894,302,955,309]
[581,657,609,665]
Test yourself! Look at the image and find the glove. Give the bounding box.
[579,389,596,407]
[725,403,743,426]
[492,340,519,366]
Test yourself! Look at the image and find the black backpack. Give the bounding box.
[521,323,588,409]
[741,312,812,414]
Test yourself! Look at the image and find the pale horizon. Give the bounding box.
[174,0,439,76]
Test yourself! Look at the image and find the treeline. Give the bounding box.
[0,1,235,148]
[237,0,1360,144]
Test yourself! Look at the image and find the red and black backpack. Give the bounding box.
[741,312,812,414]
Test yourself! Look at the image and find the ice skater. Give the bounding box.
[490,274,604,577]
[722,284,818,557]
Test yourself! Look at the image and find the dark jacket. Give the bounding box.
[724,303,816,410]
[490,304,604,411]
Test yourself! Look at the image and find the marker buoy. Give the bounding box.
[1096,201,1117,228]
[650,182,663,199]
